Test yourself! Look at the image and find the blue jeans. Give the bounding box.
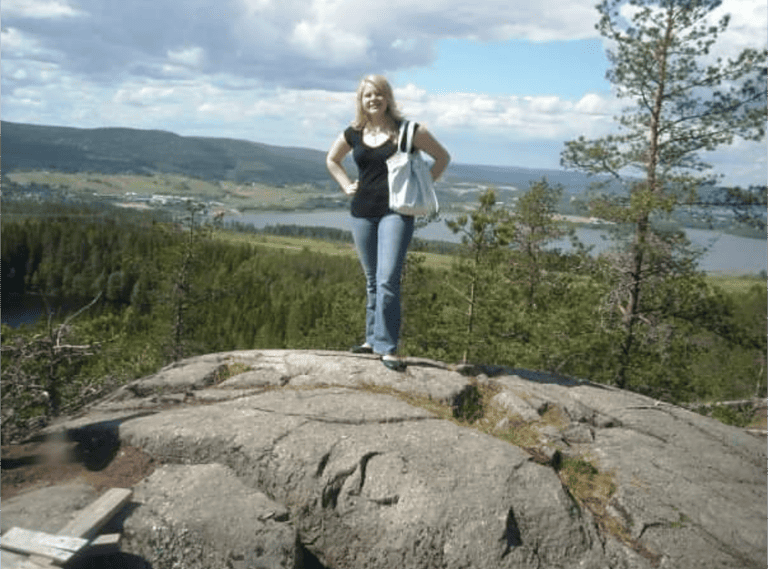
[350,212,415,356]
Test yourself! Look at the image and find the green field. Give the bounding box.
[217,229,764,285]
[704,273,767,295]
[215,229,457,270]
[6,171,332,211]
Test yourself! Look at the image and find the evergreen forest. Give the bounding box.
[2,190,766,437]
[2,189,765,442]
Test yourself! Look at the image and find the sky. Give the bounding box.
[2,0,767,187]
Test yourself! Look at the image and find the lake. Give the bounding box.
[2,295,80,329]
[224,209,767,275]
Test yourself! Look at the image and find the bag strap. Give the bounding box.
[397,121,418,153]
[397,121,408,152]
[405,121,417,154]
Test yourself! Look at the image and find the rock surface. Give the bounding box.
[1,483,98,535]
[123,463,299,569]
[5,349,764,569]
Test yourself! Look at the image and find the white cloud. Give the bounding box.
[290,21,370,65]
[396,84,429,104]
[2,0,764,186]
[471,96,501,113]
[704,137,767,186]
[114,85,177,107]
[575,92,610,115]
[5,0,764,92]
[710,0,768,58]
[612,0,766,62]
[526,96,563,114]
[2,0,85,18]
[8,87,45,105]
[408,90,621,139]
[167,46,207,69]
[2,27,47,56]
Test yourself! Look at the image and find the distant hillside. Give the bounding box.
[2,120,613,192]
[1,121,331,186]
[443,163,624,195]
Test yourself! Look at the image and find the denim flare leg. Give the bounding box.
[350,212,415,356]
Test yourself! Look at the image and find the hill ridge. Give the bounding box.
[1,120,604,191]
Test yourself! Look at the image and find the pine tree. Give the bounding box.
[446,188,515,363]
[561,0,767,388]
[170,201,209,360]
[510,178,567,306]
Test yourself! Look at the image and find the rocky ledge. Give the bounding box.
[3,350,765,569]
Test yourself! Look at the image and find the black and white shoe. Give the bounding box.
[381,355,406,372]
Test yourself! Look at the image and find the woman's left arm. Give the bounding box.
[413,125,451,182]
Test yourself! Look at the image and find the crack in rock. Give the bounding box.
[637,521,669,540]
[248,405,434,426]
[500,507,524,558]
[315,451,331,479]
[314,438,346,479]
[317,447,397,512]
[369,495,400,506]
[350,452,381,496]
[321,467,356,509]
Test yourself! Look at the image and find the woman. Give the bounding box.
[326,74,450,371]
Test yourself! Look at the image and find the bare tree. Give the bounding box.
[1,293,102,443]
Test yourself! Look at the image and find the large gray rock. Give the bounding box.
[487,371,766,569]
[123,463,299,569]
[102,350,474,409]
[119,387,604,569]
[37,350,766,569]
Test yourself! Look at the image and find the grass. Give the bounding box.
[706,404,758,428]
[6,171,332,211]
[212,361,253,386]
[213,227,457,271]
[212,221,764,282]
[342,377,667,560]
[353,380,616,501]
[217,230,358,258]
[556,456,617,516]
[8,171,223,197]
[705,273,766,296]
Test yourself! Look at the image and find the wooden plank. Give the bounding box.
[20,560,60,569]
[2,528,88,553]
[57,487,132,540]
[21,488,133,568]
[12,534,123,565]
[86,533,121,556]
[1,528,88,564]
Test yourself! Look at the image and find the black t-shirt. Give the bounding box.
[344,123,417,218]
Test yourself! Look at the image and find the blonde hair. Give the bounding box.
[351,74,404,131]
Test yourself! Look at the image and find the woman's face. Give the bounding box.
[361,83,388,118]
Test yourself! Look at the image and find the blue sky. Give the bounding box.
[2,0,766,186]
[392,38,611,98]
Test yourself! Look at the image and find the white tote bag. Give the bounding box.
[386,121,439,217]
